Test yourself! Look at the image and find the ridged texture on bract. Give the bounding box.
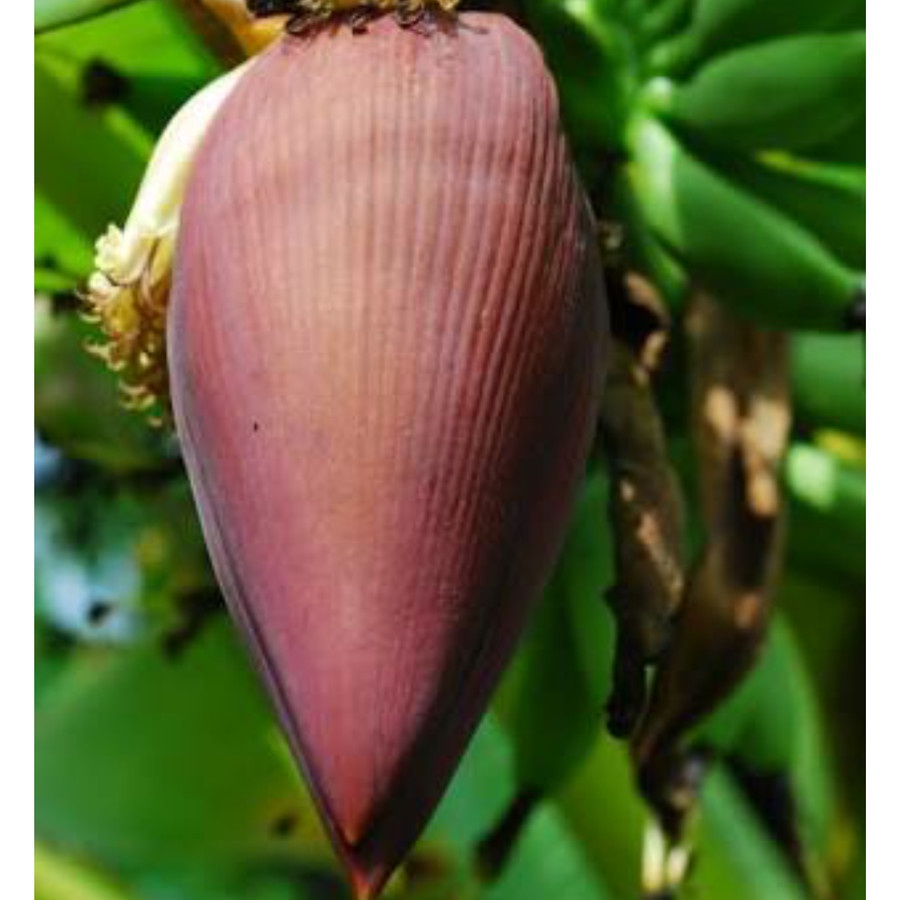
[169,14,609,897]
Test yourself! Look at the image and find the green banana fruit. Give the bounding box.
[760,153,865,193]
[634,225,690,312]
[523,0,622,164]
[787,442,865,536]
[637,0,692,46]
[714,153,864,269]
[614,173,690,310]
[834,2,866,29]
[792,333,865,434]
[35,617,329,870]
[806,111,865,167]
[626,116,862,330]
[647,32,865,153]
[785,441,865,585]
[647,0,862,77]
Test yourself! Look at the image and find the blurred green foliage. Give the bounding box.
[35,2,864,899]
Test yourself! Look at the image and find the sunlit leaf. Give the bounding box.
[35,0,140,34]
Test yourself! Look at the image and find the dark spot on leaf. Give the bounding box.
[269,811,298,837]
[81,60,129,108]
[86,600,114,625]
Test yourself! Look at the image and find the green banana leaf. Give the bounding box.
[502,472,615,794]
[35,0,140,34]
[35,617,331,871]
[35,54,151,241]
[429,715,615,900]
[35,1,220,80]
[556,734,816,900]
[711,154,864,270]
[35,842,134,900]
[34,0,223,286]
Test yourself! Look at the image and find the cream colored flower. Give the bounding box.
[85,60,253,419]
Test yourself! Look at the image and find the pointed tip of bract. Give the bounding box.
[316,773,403,899]
[325,811,396,900]
[346,855,393,900]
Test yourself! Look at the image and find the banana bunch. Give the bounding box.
[529,0,865,331]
